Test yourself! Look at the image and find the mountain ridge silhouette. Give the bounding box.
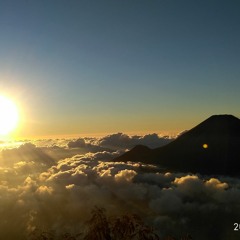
[114,114,240,175]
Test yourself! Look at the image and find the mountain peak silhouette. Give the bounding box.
[114,115,240,175]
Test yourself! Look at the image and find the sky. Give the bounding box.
[0,0,240,138]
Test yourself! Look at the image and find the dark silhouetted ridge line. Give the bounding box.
[114,115,240,176]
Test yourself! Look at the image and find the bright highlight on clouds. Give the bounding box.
[0,95,19,135]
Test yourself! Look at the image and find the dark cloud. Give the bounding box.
[1,143,55,167]
[98,132,173,149]
[68,138,86,148]
[67,137,113,153]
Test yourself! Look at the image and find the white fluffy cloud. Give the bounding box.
[0,140,239,239]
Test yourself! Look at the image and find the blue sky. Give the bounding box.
[0,0,239,137]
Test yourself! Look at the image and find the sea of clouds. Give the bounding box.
[0,132,240,239]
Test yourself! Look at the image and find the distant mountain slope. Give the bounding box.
[114,115,240,175]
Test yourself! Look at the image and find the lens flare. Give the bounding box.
[203,143,208,149]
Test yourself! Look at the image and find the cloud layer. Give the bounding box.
[0,135,239,239]
[97,132,173,149]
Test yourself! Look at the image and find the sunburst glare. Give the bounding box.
[0,95,19,135]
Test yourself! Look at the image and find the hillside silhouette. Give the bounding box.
[114,115,240,175]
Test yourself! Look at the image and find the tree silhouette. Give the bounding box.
[110,213,160,240]
[28,207,193,240]
[84,207,111,240]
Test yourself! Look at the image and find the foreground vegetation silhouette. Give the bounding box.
[28,207,192,240]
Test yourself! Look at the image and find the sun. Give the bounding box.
[0,95,19,135]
